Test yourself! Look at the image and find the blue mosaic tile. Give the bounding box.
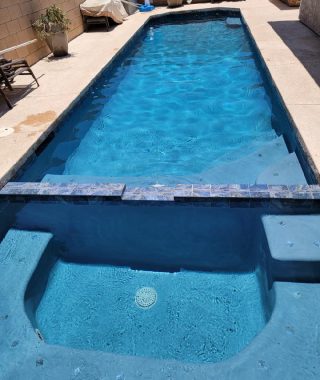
[249,185,270,198]
[192,185,211,198]
[0,182,125,199]
[2,181,320,206]
[290,192,314,200]
[288,185,313,193]
[249,192,270,199]
[122,186,174,201]
[174,184,193,198]
[267,185,289,192]
[311,192,320,200]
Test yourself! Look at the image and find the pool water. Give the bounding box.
[17,12,307,185]
[35,261,267,363]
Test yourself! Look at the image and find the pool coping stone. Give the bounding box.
[1,182,320,203]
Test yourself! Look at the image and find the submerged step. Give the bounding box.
[0,229,53,293]
[226,17,242,28]
[257,153,307,185]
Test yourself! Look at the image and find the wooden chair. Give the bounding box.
[0,58,39,90]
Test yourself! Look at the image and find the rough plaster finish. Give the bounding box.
[1,227,320,379]
[300,0,320,36]
[0,0,320,188]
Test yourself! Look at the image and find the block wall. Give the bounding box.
[0,0,85,65]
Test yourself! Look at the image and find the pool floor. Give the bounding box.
[17,14,307,185]
[35,261,267,363]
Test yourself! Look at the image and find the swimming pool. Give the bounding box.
[15,10,311,186]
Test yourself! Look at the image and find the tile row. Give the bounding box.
[1,182,320,202]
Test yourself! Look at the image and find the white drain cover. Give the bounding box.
[135,287,157,309]
[0,127,14,138]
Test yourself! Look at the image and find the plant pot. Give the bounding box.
[280,0,300,5]
[167,0,183,7]
[46,31,68,57]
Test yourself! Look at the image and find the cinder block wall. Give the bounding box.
[300,0,320,35]
[0,0,85,65]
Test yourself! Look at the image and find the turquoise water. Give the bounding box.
[18,13,307,185]
[36,261,268,362]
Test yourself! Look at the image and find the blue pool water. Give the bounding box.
[5,199,320,365]
[36,262,267,363]
[10,200,274,363]
[17,12,307,185]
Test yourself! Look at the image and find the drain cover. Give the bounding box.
[135,287,157,309]
[0,127,14,138]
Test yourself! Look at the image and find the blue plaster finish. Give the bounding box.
[0,209,320,378]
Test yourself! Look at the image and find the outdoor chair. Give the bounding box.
[0,58,39,91]
[0,85,12,109]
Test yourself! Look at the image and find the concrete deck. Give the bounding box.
[0,0,319,187]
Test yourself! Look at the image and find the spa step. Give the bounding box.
[0,229,53,299]
[262,215,320,282]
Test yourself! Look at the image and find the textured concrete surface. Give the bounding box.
[0,0,320,188]
[300,0,320,36]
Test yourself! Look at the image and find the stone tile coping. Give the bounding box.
[0,182,125,200]
[1,182,320,203]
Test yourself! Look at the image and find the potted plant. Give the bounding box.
[33,5,71,57]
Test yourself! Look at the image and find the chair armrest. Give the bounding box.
[0,59,28,69]
[10,59,28,66]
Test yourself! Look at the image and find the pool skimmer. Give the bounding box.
[135,287,157,309]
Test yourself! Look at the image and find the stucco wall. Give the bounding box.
[300,0,320,35]
[0,0,85,65]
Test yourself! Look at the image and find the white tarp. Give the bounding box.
[80,0,128,24]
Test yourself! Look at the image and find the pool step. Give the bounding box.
[199,136,306,185]
[257,153,307,185]
[0,228,53,344]
[262,215,320,282]
[0,229,53,294]
[39,137,306,186]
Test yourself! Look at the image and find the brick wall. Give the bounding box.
[0,0,85,65]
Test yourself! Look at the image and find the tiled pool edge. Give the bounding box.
[1,182,320,205]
